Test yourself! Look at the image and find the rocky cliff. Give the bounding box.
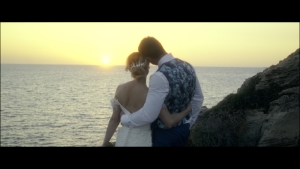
[188,48,299,147]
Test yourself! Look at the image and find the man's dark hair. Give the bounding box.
[138,36,167,59]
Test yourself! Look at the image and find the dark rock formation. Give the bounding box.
[258,86,299,147]
[189,48,299,147]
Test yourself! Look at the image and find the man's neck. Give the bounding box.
[154,52,168,65]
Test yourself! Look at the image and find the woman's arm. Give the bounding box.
[158,103,192,128]
[101,107,121,147]
[102,86,122,147]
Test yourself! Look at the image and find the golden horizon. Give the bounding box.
[1,22,299,68]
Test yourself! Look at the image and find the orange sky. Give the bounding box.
[1,22,299,67]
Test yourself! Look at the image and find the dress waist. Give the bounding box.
[121,124,151,131]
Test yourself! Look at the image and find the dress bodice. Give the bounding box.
[110,98,131,115]
[110,98,152,147]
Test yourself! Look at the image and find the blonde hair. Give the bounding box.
[125,52,149,79]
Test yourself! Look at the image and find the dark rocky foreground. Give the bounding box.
[107,48,299,147]
[188,48,299,147]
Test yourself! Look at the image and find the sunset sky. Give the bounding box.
[1,22,299,67]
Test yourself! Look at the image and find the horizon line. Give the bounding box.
[0,63,268,68]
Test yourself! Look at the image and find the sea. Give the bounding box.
[0,64,265,147]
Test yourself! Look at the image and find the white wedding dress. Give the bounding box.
[110,98,152,147]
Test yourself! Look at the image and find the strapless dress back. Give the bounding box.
[110,98,152,147]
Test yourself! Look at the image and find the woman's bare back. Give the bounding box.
[115,80,148,114]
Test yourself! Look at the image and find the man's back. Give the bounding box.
[155,58,196,129]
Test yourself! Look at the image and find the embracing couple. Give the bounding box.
[102,36,204,147]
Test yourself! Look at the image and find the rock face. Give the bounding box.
[256,49,299,147]
[190,48,299,147]
[258,86,299,147]
[237,109,267,147]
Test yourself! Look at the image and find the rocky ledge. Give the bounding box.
[188,48,299,147]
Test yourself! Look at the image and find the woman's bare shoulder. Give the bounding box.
[117,81,133,90]
[115,81,134,98]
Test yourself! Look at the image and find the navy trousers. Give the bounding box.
[152,123,190,147]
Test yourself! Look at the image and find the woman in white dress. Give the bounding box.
[101,52,192,147]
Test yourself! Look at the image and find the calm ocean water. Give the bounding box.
[1,64,265,146]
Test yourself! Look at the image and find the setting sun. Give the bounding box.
[1,22,299,67]
[101,56,111,66]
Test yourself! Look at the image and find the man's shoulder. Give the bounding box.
[176,58,194,67]
[166,58,193,67]
[149,71,169,87]
[151,70,164,76]
[160,58,195,71]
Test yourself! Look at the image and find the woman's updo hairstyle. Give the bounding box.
[125,52,149,79]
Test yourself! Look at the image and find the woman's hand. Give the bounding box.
[158,102,192,129]
[185,102,192,112]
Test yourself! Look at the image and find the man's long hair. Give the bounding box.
[138,36,167,59]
